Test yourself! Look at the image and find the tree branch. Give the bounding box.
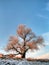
[13,46,23,55]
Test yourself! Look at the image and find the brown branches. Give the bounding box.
[17,24,32,39]
[5,24,44,58]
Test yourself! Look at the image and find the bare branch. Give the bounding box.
[5,24,44,58]
[25,32,36,42]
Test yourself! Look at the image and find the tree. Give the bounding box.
[5,24,44,58]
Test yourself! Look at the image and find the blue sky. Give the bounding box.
[0,0,49,58]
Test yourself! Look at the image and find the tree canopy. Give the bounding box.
[5,24,44,58]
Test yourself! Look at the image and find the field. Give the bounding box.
[0,59,49,65]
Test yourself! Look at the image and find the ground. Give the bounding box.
[0,59,49,65]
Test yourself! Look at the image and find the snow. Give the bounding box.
[0,59,49,65]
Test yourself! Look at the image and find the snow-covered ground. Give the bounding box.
[0,59,49,65]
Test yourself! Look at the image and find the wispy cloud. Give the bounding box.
[42,32,49,46]
[36,53,49,59]
[46,2,49,11]
[0,49,17,55]
[26,48,45,58]
[37,14,48,19]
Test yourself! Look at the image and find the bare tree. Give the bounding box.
[5,24,44,58]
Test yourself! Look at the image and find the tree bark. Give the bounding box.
[22,48,29,58]
[22,52,25,58]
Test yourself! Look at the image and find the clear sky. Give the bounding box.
[0,0,49,58]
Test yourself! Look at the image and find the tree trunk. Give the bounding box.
[22,36,26,58]
[22,52,25,58]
